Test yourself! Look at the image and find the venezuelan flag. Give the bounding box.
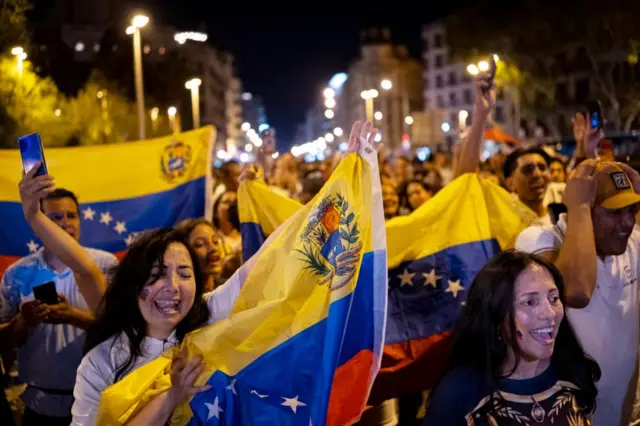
[0,127,214,276]
[239,174,535,403]
[96,141,387,425]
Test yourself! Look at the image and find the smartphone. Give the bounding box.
[32,281,59,305]
[587,101,604,131]
[18,133,48,176]
[481,55,498,94]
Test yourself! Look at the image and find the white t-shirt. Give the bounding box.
[516,215,640,425]
[70,280,242,426]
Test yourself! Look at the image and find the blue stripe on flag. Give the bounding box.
[240,222,266,261]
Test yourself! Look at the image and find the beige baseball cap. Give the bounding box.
[594,162,640,209]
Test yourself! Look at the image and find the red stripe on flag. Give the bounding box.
[327,349,375,426]
[367,331,453,405]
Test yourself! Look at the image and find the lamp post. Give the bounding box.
[126,14,149,140]
[168,106,178,134]
[11,47,26,78]
[185,78,202,129]
[360,89,379,122]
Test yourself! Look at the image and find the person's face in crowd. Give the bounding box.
[592,204,638,256]
[508,154,550,203]
[223,163,241,192]
[42,197,81,242]
[407,182,432,211]
[549,161,566,183]
[511,263,564,363]
[382,183,399,220]
[216,191,237,226]
[188,224,223,280]
[393,159,412,184]
[489,152,505,175]
[425,170,443,191]
[138,242,197,338]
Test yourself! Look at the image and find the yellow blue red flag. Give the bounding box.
[96,139,387,425]
[239,174,535,403]
[0,127,214,276]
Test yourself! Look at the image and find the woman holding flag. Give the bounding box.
[17,121,381,426]
[423,250,600,425]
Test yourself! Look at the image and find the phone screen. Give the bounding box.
[587,101,603,130]
[33,281,59,305]
[18,133,48,176]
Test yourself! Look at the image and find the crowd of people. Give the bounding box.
[1,72,640,426]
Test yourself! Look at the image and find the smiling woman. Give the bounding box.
[423,250,601,426]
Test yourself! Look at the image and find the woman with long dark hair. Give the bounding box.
[423,250,600,425]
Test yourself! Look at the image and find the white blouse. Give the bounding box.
[71,281,242,426]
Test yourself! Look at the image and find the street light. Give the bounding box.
[241,122,251,131]
[459,110,469,131]
[127,14,149,140]
[323,88,335,98]
[441,122,451,132]
[325,133,335,142]
[324,109,335,119]
[11,46,26,77]
[185,78,202,129]
[168,106,177,134]
[380,79,393,90]
[333,127,343,137]
[404,116,414,125]
[478,61,489,72]
[374,111,383,121]
[360,89,379,122]
[324,98,336,109]
[466,64,479,76]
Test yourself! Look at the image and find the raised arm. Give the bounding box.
[18,164,106,312]
[453,75,496,178]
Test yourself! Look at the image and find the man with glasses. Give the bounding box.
[0,188,117,426]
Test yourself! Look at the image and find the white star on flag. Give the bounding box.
[205,397,223,420]
[82,207,95,220]
[422,269,442,288]
[397,269,415,287]
[281,395,306,414]
[26,240,39,253]
[125,235,135,246]
[114,221,127,235]
[100,211,113,225]
[445,279,464,298]
[226,379,237,395]
[250,390,268,398]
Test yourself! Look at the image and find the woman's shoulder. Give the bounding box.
[80,334,128,380]
[434,365,486,397]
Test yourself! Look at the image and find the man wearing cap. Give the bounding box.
[516,159,640,425]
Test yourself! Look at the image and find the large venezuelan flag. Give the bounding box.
[239,174,535,403]
[96,139,387,425]
[0,127,214,276]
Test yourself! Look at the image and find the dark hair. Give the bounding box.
[40,188,79,212]
[175,218,215,238]
[401,179,433,211]
[84,228,209,382]
[448,250,600,413]
[220,160,239,176]
[212,193,239,231]
[503,148,551,179]
[549,157,566,169]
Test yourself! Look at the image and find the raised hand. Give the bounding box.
[346,121,381,155]
[563,159,598,211]
[473,73,496,118]
[18,162,54,222]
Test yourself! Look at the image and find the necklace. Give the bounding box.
[530,395,546,423]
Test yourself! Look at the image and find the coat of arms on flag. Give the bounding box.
[298,194,362,291]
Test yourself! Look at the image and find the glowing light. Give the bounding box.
[143,44,151,54]
[185,78,202,89]
[272,152,279,159]
[338,142,348,152]
[380,79,393,90]
[174,32,208,45]
[254,139,263,147]
[11,47,23,56]
[325,133,335,142]
[374,133,382,142]
[75,42,85,52]
[247,128,256,137]
[493,54,500,62]
[245,144,253,152]
[97,91,104,99]
[329,73,348,90]
[241,122,251,131]
[150,107,159,121]
[361,89,379,100]
[325,109,335,119]
[126,26,135,35]
[374,111,383,121]
[242,92,253,101]
[459,110,469,121]
[240,153,249,163]
[258,123,270,132]
[54,109,61,117]
[478,61,489,72]
[441,122,451,132]
[217,150,227,160]
[131,15,149,29]
[466,64,479,75]
[167,106,177,117]
[405,116,414,125]
[324,98,336,109]
[333,127,343,137]
[323,88,335,98]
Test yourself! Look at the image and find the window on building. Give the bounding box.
[463,89,473,104]
[449,92,457,107]
[434,33,443,48]
[435,54,444,69]
[436,75,443,88]
[448,72,457,85]
[495,105,504,122]
[437,95,445,108]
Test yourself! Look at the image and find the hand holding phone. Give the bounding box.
[482,55,497,94]
[18,161,55,222]
[587,101,604,131]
